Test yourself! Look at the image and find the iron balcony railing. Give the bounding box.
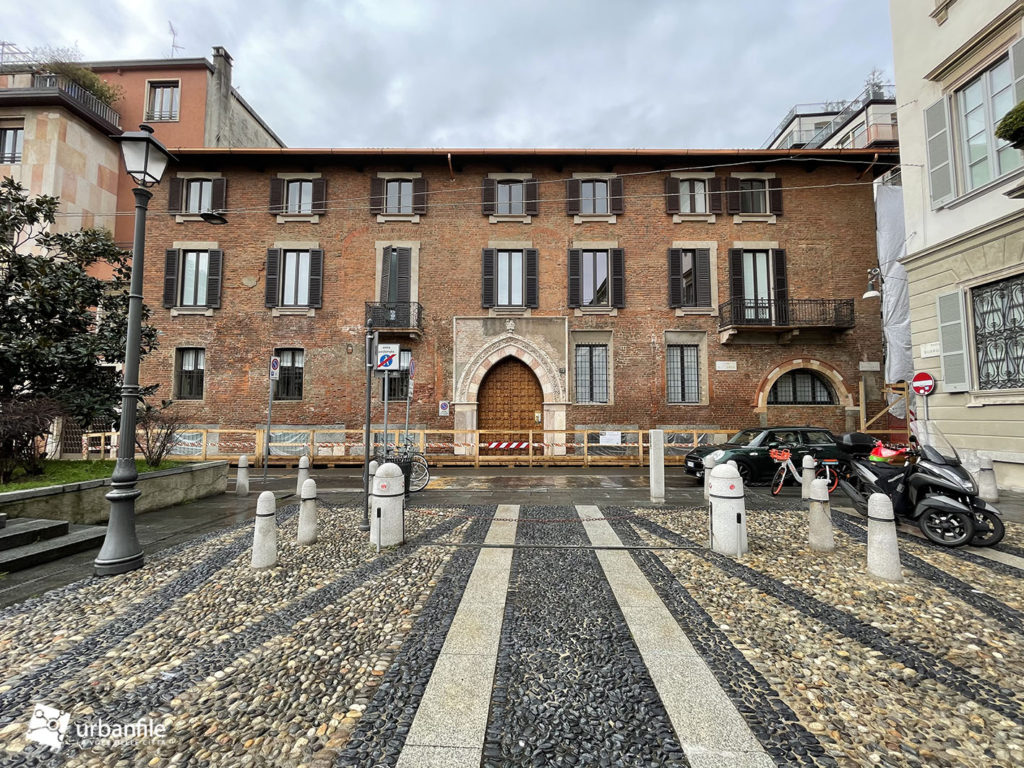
[32,74,122,129]
[366,301,424,332]
[760,101,847,149]
[719,298,855,331]
[803,84,895,149]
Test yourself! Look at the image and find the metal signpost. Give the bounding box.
[911,371,935,424]
[361,325,377,532]
[403,358,415,448]
[264,356,280,484]
[377,344,400,459]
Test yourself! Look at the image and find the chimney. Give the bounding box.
[207,46,233,146]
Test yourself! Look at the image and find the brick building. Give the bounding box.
[140,147,897,455]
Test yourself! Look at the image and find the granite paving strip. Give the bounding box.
[576,504,775,768]
[396,504,519,768]
[633,516,1024,726]
[482,506,687,767]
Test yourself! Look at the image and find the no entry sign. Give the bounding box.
[911,371,936,396]
[376,343,400,371]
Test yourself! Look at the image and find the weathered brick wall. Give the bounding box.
[140,154,885,434]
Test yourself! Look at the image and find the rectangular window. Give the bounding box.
[972,272,1024,390]
[275,348,304,400]
[180,250,209,306]
[667,344,700,403]
[496,180,525,215]
[280,250,311,306]
[175,348,205,400]
[385,179,414,214]
[739,179,767,214]
[679,250,696,306]
[580,180,609,215]
[958,58,1022,191]
[496,250,525,306]
[581,250,610,306]
[679,179,707,214]
[742,249,772,321]
[575,344,609,403]
[285,180,313,215]
[183,179,212,215]
[146,81,180,121]
[382,349,412,401]
[0,127,23,163]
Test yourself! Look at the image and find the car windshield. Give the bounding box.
[911,420,960,466]
[726,429,763,446]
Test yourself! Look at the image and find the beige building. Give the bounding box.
[891,0,1024,489]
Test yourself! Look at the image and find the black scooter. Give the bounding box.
[837,423,1004,548]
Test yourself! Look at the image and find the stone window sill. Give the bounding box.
[576,401,611,406]
[170,307,214,317]
[573,214,617,224]
[489,306,532,317]
[574,307,618,316]
[489,214,532,224]
[732,214,777,224]
[674,307,716,317]
[377,213,421,223]
[672,213,716,224]
[272,307,316,317]
[966,389,1024,407]
[277,214,320,224]
[174,214,206,223]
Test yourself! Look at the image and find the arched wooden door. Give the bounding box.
[477,357,543,455]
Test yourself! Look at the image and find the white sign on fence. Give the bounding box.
[599,431,621,445]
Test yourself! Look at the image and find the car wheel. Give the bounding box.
[734,460,755,486]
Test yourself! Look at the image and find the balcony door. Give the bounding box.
[380,246,412,326]
[730,248,788,325]
[742,250,772,322]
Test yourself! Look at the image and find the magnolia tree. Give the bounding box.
[0,177,157,481]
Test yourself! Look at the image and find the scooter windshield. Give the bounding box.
[911,420,960,465]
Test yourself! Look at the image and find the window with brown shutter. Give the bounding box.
[269,179,285,214]
[167,178,184,214]
[525,180,539,216]
[412,178,428,214]
[164,249,223,308]
[481,248,496,307]
[665,177,681,214]
[482,178,497,215]
[370,177,385,214]
[265,248,281,307]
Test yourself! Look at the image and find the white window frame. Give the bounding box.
[487,173,534,223]
[275,173,322,224]
[670,171,717,224]
[571,172,617,224]
[955,56,1022,193]
[730,172,777,224]
[146,79,180,121]
[280,250,311,307]
[376,171,422,223]
[179,250,210,307]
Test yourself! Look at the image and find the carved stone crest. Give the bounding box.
[505,319,516,334]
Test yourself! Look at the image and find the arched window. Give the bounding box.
[768,370,837,405]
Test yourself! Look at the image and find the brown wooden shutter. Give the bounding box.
[609,177,624,214]
[668,248,683,307]
[566,179,581,215]
[370,177,385,214]
[167,178,183,214]
[695,248,712,307]
[269,178,284,214]
[163,249,179,307]
[772,249,788,324]
[768,178,783,215]
[525,179,539,215]
[611,248,626,308]
[379,247,392,302]
[210,178,227,212]
[726,178,741,214]
[396,247,412,303]
[567,248,582,307]
[311,179,327,214]
[481,248,495,308]
[665,177,680,215]
[482,178,496,215]
[708,177,723,214]
[412,177,428,214]
[729,249,745,318]
[525,248,539,308]
[206,249,223,308]
[308,249,324,308]
[265,249,281,307]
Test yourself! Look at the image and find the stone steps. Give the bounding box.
[0,523,107,572]
[0,518,69,551]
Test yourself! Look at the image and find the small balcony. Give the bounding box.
[30,74,121,130]
[366,301,424,338]
[718,298,854,344]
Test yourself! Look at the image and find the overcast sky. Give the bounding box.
[6,0,894,149]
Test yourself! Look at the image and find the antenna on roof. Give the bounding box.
[168,22,184,58]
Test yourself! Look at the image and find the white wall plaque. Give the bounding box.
[920,342,940,359]
[858,361,881,371]
[715,361,737,371]
[599,431,621,445]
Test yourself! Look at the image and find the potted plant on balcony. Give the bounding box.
[996,100,1024,150]
[42,60,124,107]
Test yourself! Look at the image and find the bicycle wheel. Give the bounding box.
[770,465,787,496]
[815,465,840,493]
[409,454,430,492]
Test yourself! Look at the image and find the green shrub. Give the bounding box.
[43,60,124,107]
[996,100,1024,145]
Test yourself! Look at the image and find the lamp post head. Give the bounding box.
[863,267,882,300]
[200,210,228,225]
[113,124,174,187]
[862,288,882,300]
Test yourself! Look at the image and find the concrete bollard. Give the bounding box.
[371,462,405,549]
[297,478,317,546]
[703,454,717,502]
[236,454,250,497]
[807,478,835,552]
[251,491,278,569]
[978,457,999,502]
[801,454,817,501]
[296,455,311,497]
[649,429,665,504]
[709,463,748,557]
[866,493,903,583]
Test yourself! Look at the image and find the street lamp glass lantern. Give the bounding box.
[115,124,173,187]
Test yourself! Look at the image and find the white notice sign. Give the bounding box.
[439,400,450,417]
[715,361,737,371]
[920,342,941,359]
[599,431,621,445]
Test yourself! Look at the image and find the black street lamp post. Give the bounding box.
[94,124,174,576]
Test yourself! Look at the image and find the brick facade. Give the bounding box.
[140,149,894,439]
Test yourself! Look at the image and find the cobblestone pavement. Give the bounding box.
[0,496,1020,767]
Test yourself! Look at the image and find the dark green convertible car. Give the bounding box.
[683,426,849,485]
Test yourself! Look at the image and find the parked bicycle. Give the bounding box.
[383,436,430,493]
[769,446,841,496]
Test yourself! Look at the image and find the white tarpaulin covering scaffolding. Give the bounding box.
[876,184,913,418]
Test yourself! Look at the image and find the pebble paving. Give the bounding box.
[482,506,687,767]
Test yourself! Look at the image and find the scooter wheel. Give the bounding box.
[919,509,974,547]
[969,509,1005,547]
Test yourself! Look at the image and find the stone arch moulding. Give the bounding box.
[455,334,566,405]
[753,358,854,413]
